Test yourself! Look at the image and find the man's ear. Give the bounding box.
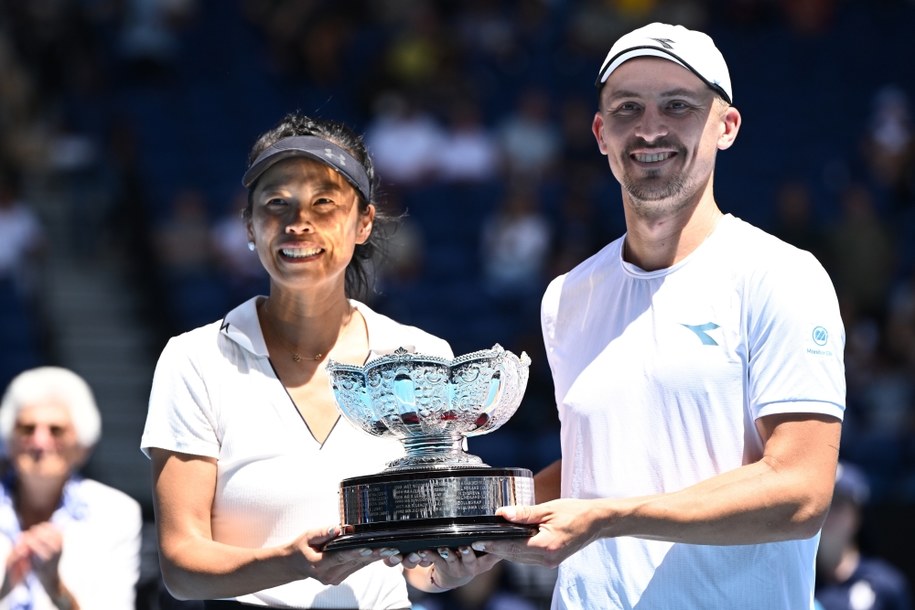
[592,112,609,156]
[718,105,741,151]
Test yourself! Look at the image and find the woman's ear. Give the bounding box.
[357,204,376,245]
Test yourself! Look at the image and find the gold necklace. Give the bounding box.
[260,301,350,363]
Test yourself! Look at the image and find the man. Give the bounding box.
[816,462,911,610]
[471,23,846,609]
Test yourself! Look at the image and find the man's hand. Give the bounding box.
[471,500,604,568]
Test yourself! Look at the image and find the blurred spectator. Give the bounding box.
[494,87,561,180]
[480,184,551,305]
[0,35,40,173]
[210,190,267,306]
[376,3,453,95]
[824,183,897,322]
[377,192,426,287]
[0,170,46,300]
[885,267,915,375]
[365,93,445,190]
[436,97,501,184]
[116,0,198,82]
[44,113,107,260]
[0,366,142,609]
[153,186,213,278]
[153,187,226,331]
[816,461,912,610]
[548,177,615,279]
[861,85,915,209]
[769,178,828,264]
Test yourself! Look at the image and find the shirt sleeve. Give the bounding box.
[141,334,221,459]
[746,249,846,421]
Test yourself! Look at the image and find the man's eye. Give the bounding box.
[610,102,641,116]
[266,198,287,206]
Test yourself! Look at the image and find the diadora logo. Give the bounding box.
[812,326,828,346]
[650,37,675,50]
[324,148,347,165]
[681,322,720,346]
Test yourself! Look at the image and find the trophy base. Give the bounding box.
[323,518,537,554]
[323,466,536,554]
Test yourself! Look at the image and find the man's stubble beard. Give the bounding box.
[622,172,695,220]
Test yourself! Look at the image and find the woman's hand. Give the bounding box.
[400,545,502,593]
[292,526,400,586]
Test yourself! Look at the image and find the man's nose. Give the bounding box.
[635,107,669,143]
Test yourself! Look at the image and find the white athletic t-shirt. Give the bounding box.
[541,215,845,610]
[141,297,453,609]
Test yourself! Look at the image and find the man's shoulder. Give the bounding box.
[718,215,825,273]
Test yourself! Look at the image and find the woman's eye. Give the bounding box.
[266,197,287,206]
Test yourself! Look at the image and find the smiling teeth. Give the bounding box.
[635,152,673,163]
[282,247,322,258]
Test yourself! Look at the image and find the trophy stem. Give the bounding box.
[388,433,484,469]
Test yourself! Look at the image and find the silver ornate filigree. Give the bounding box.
[327,344,531,469]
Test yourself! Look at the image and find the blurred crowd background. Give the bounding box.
[1,0,914,607]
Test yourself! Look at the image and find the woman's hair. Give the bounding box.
[244,112,391,300]
[0,367,102,450]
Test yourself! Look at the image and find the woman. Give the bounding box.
[141,113,498,609]
[0,366,142,609]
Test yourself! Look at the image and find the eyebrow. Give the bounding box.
[258,176,346,196]
[606,87,707,102]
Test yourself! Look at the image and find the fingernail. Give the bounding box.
[380,548,399,557]
[359,548,372,557]
[471,542,486,552]
[438,548,450,559]
[418,550,428,559]
[407,552,420,563]
[327,526,338,536]
[460,547,471,555]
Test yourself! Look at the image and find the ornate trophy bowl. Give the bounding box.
[323,344,537,553]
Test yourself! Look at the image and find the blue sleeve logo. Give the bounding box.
[812,326,828,346]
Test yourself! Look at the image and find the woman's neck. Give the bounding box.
[259,294,357,363]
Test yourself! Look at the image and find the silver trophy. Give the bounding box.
[323,344,537,553]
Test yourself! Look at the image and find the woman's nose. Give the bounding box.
[285,206,314,234]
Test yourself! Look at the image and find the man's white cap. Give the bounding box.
[595,22,733,104]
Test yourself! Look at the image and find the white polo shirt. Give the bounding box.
[142,297,452,609]
[542,214,845,610]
